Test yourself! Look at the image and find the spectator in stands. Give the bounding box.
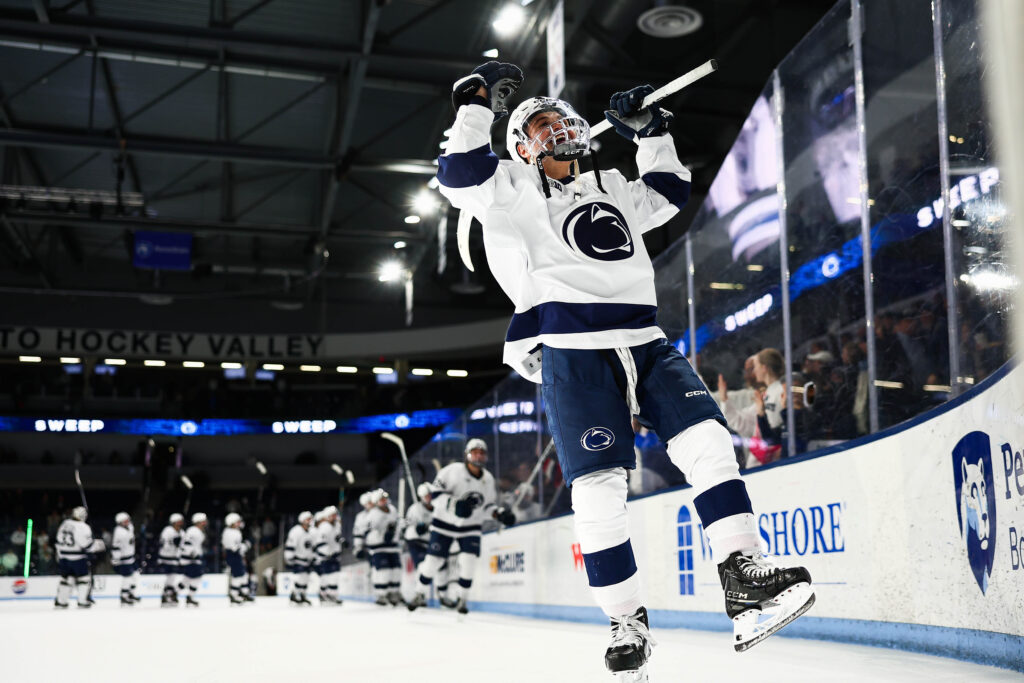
[720,348,785,468]
[1,549,17,574]
[10,525,26,550]
[261,516,277,550]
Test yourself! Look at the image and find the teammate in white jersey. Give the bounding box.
[365,489,402,606]
[111,512,140,606]
[222,513,253,605]
[313,506,343,605]
[284,511,315,605]
[438,62,814,678]
[54,506,94,608]
[407,439,515,614]
[404,483,434,569]
[351,492,374,561]
[159,513,185,606]
[179,512,207,607]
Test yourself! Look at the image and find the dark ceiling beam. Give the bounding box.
[32,0,49,24]
[224,0,279,28]
[3,209,427,242]
[0,127,438,174]
[0,47,84,109]
[377,0,458,44]
[1,213,53,287]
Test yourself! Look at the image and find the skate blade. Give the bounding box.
[733,582,815,652]
[611,664,649,682]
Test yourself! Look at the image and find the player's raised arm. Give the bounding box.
[436,62,523,216]
[603,85,692,233]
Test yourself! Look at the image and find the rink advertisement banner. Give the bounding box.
[338,361,1023,669]
[0,574,229,601]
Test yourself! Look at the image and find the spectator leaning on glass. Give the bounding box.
[718,348,785,467]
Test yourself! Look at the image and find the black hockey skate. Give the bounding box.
[289,592,306,606]
[386,590,402,607]
[54,600,68,609]
[161,587,179,607]
[604,607,655,682]
[454,597,469,615]
[717,551,814,652]
[229,594,246,606]
[120,592,136,606]
[242,592,255,602]
[299,594,313,606]
[374,595,389,606]
[438,596,458,610]
[77,601,92,608]
[185,596,200,608]
[405,593,426,611]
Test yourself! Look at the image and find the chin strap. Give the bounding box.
[589,148,605,194]
[571,159,581,200]
[535,154,551,198]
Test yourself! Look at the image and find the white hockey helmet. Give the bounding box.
[298,510,313,525]
[191,512,208,525]
[314,510,326,523]
[465,438,488,466]
[506,96,591,164]
[322,505,339,519]
[359,492,373,507]
[225,512,242,527]
[71,506,88,522]
[417,483,432,501]
[169,512,184,525]
[115,511,131,525]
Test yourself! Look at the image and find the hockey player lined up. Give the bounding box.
[313,506,343,605]
[54,506,94,608]
[222,513,253,605]
[407,439,516,614]
[438,61,814,677]
[284,511,315,605]
[159,513,185,606]
[404,484,434,570]
[351,492,374,560]
[365,489,401,606]
[111,512,140,606]
[179,512,207,607]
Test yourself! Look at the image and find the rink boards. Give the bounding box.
[0,573,229,600]
[350,361,1024,671]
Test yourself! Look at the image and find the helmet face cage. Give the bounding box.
[507,98,590,163]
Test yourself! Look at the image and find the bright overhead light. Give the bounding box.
[447,369,468,378]
[413,190,438,215]
[263,363,284,371]
[379,261,405,282]
[405,215,421,224]
[104,358,126,365]
[709,282,745,290]
[952,219,971,227]
[394,240,407,249]
[482,48,499,58]
[60,357,80,364]
[183,361,205,368]
[873,379,904,389]
[923,384,952,392]
[373,366,395,374]
[411,368,433,376]
[336,365,358,373]
[144,360,166,367]
[746,264,764,272]
[220,362,242,369]
[492,4,525,35]
[19,355,41,363]
[300,364,321,372]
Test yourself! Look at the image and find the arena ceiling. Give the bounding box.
[0,0,832,352]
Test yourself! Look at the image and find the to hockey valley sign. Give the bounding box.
[1,326,323,360]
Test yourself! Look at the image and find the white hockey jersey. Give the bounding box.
[364,504,400,551]
[429,462,498,538]
[158,525,182,566]
[404,501,434,543]
[179,525,205,565]
[284,524,315,567]
[221,527,249,556]
[352,509,370,551]
[314,520,342,561]
[111,524,135,566]
[438,101,691,381]
[55,519,93,561]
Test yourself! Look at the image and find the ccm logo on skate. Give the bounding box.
[952,431,997,594]
[581,427,615,451]
[561,202,633,262]
[11,579,27,594]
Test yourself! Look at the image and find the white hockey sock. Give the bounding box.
[456,552,477,601]
[75,577,91,605]
[667,419,759,557]
[294,572,309,598]
[188,577,200,596]
[56,576,72,605]
[229,575,247,597]
[416,553,444,594]
[572,468,643,618]
[122,572,138,595]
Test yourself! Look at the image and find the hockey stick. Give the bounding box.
[456,59,719,272]
[74,468,88,511]
[180,475,194,517]
[511,437,557,510]
[380,432,418,500]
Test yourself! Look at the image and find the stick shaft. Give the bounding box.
[74,469,88,510]
[381,432,418,499]
[589,59,719,139]
[511,438,556,509]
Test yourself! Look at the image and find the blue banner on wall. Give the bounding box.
[133,231,193,271]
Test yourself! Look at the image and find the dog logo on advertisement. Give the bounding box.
[581,427,615,451]
[952,431,997,594]
[561,202,634,262]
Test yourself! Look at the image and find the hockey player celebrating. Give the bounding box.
[351,492,374,560]
[222,513,253,605]
[365,489,401,606]
[111,512,140,605]
[407,439,516,614]
[284,511,315,605]
[179,512,207,607]
[54,506,94,608]
[404,483,434,570]
[158,513,185,606]
[313,506,343,605]
[437,62,814,678]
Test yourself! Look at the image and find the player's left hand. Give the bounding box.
[494,507,516,527]
[604,84,673,140]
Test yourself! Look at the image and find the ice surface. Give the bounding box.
[5,598,1018,682]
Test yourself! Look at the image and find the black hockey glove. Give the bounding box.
[355,548,368,560]
[453,498,475,518]
[415,522,429,536]
[384,523,397,544]
[451,61,524,119]
[603,84,673,140]
[494,507,516,527]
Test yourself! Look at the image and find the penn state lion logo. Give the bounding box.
[581,427,615,451]
[951,431,996,594]
[561,202,634,261]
